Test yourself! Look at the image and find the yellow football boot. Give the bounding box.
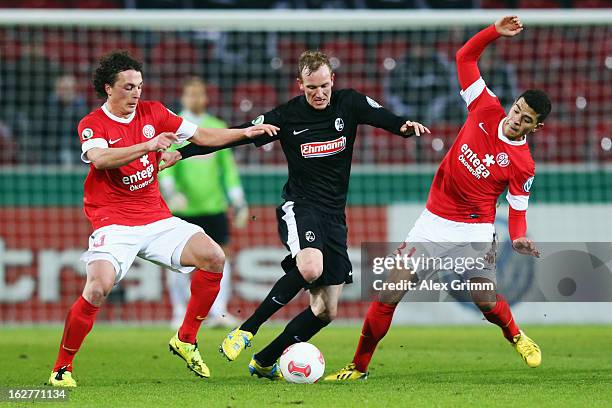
[513,330,542,368]
[248,356,283,380]
[169,332,210,378]
[48,366,77,387]
[323,363,368,381]
[220,327,253,361]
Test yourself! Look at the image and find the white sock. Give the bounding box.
[166,269,191,322]
[209,261,232,318]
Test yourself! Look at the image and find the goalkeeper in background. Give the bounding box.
[160,77,248,329]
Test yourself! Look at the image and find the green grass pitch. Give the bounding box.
[1,325,611,407]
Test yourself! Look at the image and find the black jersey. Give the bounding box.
[179,88,412,213]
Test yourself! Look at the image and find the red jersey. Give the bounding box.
[426,25,535,226]
[78,101,194,230]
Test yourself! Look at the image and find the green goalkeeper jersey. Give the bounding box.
[159,111,243,217]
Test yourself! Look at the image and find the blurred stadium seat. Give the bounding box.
[232,80,279,124]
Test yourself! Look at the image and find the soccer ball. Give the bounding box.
[279,342,325,384]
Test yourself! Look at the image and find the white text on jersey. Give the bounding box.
[122,164,155,191]
[458,143,492,180]
[301,136,346,158]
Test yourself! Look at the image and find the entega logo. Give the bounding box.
[301,136,346,158]
[458,143,492,179]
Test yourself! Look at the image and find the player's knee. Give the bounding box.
[298,262,323,283]
[83,280,112,307]
[314,306,337,323]
[197,247,225,273]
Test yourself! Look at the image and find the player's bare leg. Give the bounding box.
[471,278,541,368]
[49,260,115,387]
[221,248,319,361]
[169,232,224,378]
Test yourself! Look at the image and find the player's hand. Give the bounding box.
[159,150,181,171]
[400,121,430,137]
[244,124,279,138]
[512,237,540,258]
[146,132,178,152]
[232,205,249,229]
[495,16,524,37]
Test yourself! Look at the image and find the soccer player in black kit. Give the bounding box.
[177,50,430,379]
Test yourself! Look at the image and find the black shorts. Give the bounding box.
[179,212,230,246]
[277,201,353,288]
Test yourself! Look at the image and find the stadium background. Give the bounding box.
[0,6,610,326]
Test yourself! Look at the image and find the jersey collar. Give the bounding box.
[498,118,527,146]
[181,110,207,124]
[102,102,136,124]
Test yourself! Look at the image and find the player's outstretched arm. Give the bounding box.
[350,90,430,137]
[190,124,279,147]
[86,132,178,170]
[456,15,523,91]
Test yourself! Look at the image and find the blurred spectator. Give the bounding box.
[276,0,358,7]
[477,47,519,110]
[37,74,89,166]
[0,41,63,118]
[386,42,456,124]
[426,0,477,7]
[363,0,425,7]
[0,77,31,165]
[161,77,248,328]
[0,120,17,165]
[134,0,276,7]
[133,0,184,7]
[0,39,62,164]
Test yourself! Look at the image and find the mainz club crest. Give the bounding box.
[496,152,510,167]
[142,124,155,139]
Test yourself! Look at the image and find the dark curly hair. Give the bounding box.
[93,51,143,98]
[519,89,552,122]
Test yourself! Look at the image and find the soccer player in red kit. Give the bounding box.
[48,52,278,387]
[326,16,551,381]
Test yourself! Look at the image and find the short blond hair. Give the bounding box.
[298,50,333,79]
[182,76,206,91]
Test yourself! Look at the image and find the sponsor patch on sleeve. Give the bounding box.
[251,115,264,125]
[366,96,382,108]
[523,176,534,192]
[81,128,93,140]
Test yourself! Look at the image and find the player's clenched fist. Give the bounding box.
[159,150,182,171]
[244,124,279,138]
[146,132,178,152]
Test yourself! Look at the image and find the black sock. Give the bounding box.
[240,265,307,335]
[254,307,330,367]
